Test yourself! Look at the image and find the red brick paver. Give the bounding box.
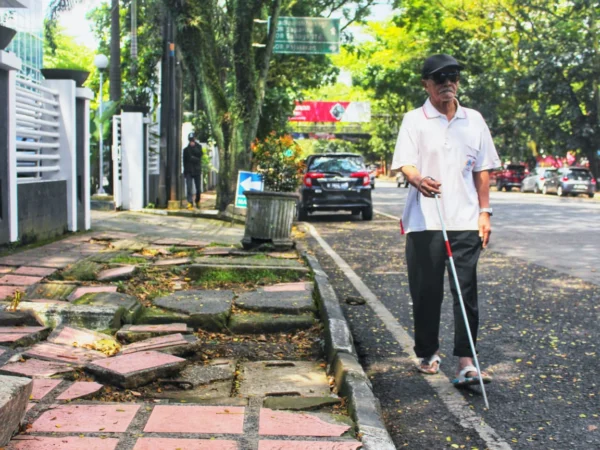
[31,404,140,432]
[0,274,43,286]
[258,442,362,450]
[153,257,191,266]
[30,379,62,400]
[144,405,245,434]
[259,409,351,437]
[0,285,19,299]
[56,381,104,400]
[68,285,117,301]
[127,323,188,333]
[24,342,106,365]
[120,333,188,354]
[8,436,119,450]
[0,333,30,343]
[0,326,47,334]
[133,438,238,450]
[89,351,184,374]
[96,266,136,281]
[263,282,312,292]
[13,266,57,277]
[0,266,14,273]
[0,358,74,378]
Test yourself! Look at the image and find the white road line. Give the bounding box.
[307,222,512,450]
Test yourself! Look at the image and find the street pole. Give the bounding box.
[98,69,105,195]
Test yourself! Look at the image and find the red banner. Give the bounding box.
[289,101,370,123]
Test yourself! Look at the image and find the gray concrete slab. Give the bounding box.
[153,290,233,331]
[239,361,331,397]
[0,375,32,446]
[235,285,316,315]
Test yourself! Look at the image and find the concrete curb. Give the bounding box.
[302,250,396,450]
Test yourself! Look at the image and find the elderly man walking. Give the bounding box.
[391,54,501,386]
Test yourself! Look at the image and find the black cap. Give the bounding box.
[188,132,195,141]
[421,54,464,78]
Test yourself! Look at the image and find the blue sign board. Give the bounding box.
[235,171,263,208]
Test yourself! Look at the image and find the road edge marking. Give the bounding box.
[306,222,512,450]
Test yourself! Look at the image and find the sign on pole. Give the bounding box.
[235,171,263,209]
[271,17,340,55]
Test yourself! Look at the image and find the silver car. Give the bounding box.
[396,172,409,188]
[521,167,557,194]
[543,167,596,198]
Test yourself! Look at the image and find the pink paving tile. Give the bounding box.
[68,285,117,301]
[13,266,57,277]
[48,326,114,347]
[153,238,185,246]
[263,282,312,292]
[0,265,14,273]
[0,333,30,343]
[0,358,74,378]
[8,436,119,449]
[267,252,299,259]
[0,348,5,356]
[181,240,210,247]
[24,342,107,365]
[127,323,188,333]
[133,438,238,450]
[153,257,191,266]
[56,381,104,400]
[201,247,232,255]
[31,404,140,432]
[259,409,351,437]
[26,403,35,412]
[30,379,62,400]
[0,274,43,286]
[144,405,245,434]
[0,326,47,334]
[90,351,184,374]
[0,285,20,299]
[120,334,188,355]
[97,266,136,281]
[258,442,362,450]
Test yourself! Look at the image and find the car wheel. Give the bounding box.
[520,185,525,193]
[362,206,373,221]
[371,183,375,190]
[589,193,595,198]
[533,184,540,194]
[351,209,361,216]
[542,185,548,195]
[496,180,502,191]
[404,181,409,188]
[557,186,565,197]
[297,204,308,221]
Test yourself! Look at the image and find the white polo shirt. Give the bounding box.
[391,98,500,233]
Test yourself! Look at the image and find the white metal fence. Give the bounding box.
[148,120,160,176]
[112,115,122,208]
[15,77,61,182]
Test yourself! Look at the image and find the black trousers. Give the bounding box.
[185,173,201,204]
[406,230,482,358]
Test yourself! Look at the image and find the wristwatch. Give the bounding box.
[480,207,493,216]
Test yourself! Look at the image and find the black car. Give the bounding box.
[297,153,373,221]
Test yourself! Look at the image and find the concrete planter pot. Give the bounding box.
[41,69,90,87]
[0,25,17,50]
[241,190,299,250]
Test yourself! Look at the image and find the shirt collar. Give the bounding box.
[422,98,467,120]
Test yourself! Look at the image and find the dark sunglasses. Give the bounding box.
[428,71,460,84]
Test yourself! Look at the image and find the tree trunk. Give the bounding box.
[110,0,121,102]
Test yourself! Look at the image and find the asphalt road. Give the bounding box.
[303,183,600,450]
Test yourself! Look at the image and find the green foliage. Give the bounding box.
[43,22,94,72]
[251,134,305,192]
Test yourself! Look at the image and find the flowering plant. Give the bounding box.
[251,133,305,192]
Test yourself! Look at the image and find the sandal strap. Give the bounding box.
[421,354,441,365]
[458,365,477,378]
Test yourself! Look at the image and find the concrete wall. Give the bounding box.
[18,181,67,244]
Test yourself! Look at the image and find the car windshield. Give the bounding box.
[568,169,592,180]
[308,156,365,174]
[507,165,526,172]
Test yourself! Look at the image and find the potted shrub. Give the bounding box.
[42,59,90,87]
[121,83,152,114]
[0,24,17,51]
[241,133,305,250]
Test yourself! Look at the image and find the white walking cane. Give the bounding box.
[434,194,490,409]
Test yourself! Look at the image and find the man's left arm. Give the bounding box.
[473,170,491,248]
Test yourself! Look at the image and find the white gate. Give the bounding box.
[112,115,122,208]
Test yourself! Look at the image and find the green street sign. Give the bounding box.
[271,17,340,55]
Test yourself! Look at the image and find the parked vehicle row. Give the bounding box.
[540,167,596,198]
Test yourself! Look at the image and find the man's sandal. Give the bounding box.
[417,354,441,374]
[452,365,493,387]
